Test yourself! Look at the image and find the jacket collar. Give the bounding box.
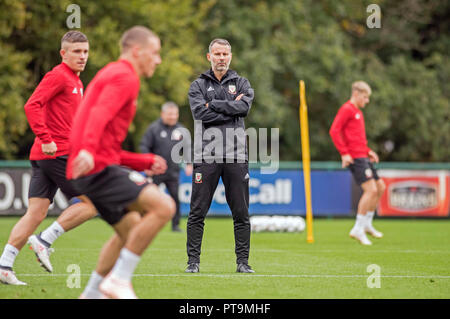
[61,62,80,79]
[158,117,168,128]
[201,69,238,83]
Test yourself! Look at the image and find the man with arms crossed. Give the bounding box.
[68,26,175,299]
[0,31,97,285]
[186,38,255,273]
[329,81,385,246]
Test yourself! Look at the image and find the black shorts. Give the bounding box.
[348,157,380,186]
[29,156,81,202]
[69,165,150,225]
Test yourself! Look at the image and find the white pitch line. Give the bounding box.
[57,248,450,254]
[17,274,450,279]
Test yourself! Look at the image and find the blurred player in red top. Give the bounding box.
[330,81,386,246]
[0,31,98,286]
[69,26,175,299]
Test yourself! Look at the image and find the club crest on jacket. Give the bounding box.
[195,172,202,183]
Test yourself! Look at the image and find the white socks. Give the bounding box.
[110,248,141,282]
[82,271,104,298]
[0,222,64,270]
[354,211,375,230]
[365,211,375,228]
[0,244,19,269]
[40,221,65,246]
[354,214,366,230]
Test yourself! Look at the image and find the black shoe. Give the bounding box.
[185,263,199,273]
[172,226,182,232]
[236,263,255,273]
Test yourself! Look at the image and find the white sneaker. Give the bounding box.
[0,267,27,285]
[349,227,372,246]
[99,274,138,299]
[365,226,383,238]
[28,234,54,273]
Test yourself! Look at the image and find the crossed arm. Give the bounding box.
[189,79,254,124]
[189,81,235,124]
[208,79,254,117]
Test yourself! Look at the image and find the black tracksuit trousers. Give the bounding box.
[186,162,250,265]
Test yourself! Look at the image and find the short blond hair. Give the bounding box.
[120,26,157,53]
[352,81,372,95]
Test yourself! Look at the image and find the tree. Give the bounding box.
[1,0,212,157]
[1,0,448,162]
[0,1,31,159]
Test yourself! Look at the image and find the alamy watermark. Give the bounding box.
[171,120,280,174]
[366,264,381,288]
[66,264,81,288]
[366,4,381,29]
[66,4,81,29]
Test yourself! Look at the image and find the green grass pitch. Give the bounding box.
[0,216,448,299]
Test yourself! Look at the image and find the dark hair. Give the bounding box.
[120,26,157,52]
[61,31,88,47]
[208,38,231,53]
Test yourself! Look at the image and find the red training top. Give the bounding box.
[329,100,371,158]
[24,62,84,160]
[67,59,155,179]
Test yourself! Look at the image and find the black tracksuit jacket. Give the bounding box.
[188,69,254,162]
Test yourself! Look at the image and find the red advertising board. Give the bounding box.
[378,170,450,217]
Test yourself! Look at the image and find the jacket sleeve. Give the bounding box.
[139,125,154,153]
[24,72,65,144]
[120,150,155,171]
[209,78,254,117]
[188,80,234,124]
[329,107,352,155]
[81,74,134,157]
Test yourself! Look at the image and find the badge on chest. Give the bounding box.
[228,84,236,94]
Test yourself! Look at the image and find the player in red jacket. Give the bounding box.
[69,26,175,299]
[0,31,98,286]
[330,81,386,246]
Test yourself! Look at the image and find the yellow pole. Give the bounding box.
[299,80,314,243]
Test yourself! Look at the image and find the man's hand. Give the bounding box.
[145,155,167,176]
[41,141,57,156]
[205,102,209,108]
[341,154,354,168]
[368,150,379,163]
[72,149,94,179]
[184,164,193,176]
[235,93,244,101]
